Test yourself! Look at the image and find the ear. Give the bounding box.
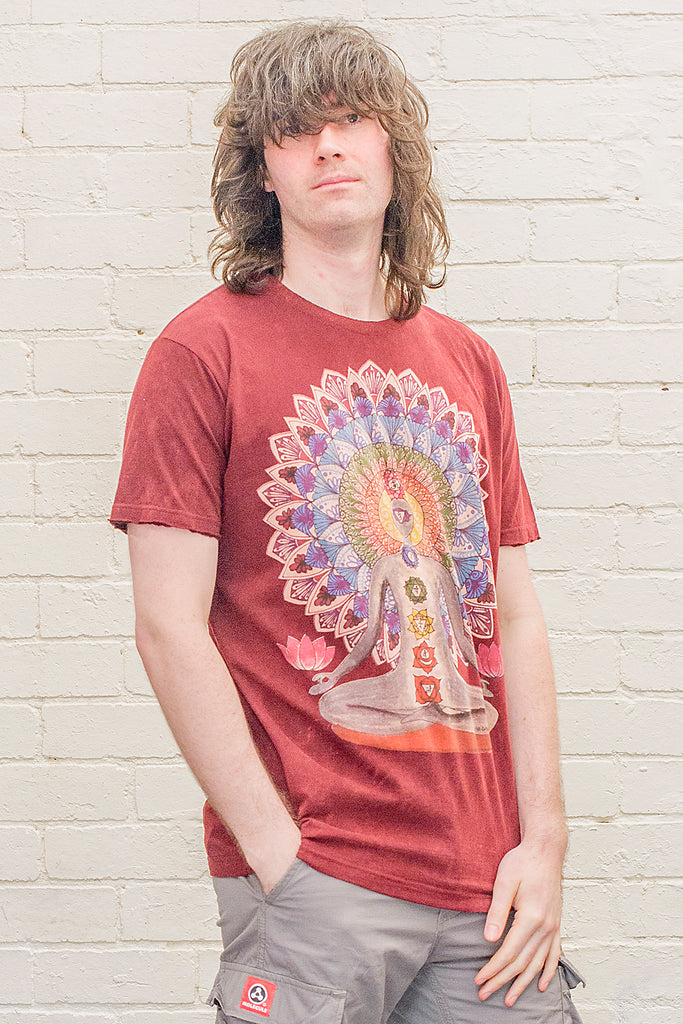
[262,159,275,193]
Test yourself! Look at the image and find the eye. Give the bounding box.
[281,124,303,138]
[346,112,362,124]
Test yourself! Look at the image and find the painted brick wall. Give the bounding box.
[1,2,681,1022]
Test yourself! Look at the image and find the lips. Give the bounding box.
[313,176,359,188]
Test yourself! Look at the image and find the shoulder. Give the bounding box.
[162,284,254,353]
[415,304,507,383]
[148,283,272,385]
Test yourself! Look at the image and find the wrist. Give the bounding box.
[240,815,301,877]
[519,819,568,855]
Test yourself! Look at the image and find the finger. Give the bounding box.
[309,678,329,694]
[538,933,562,992]
[477,933,545,998]
[503,941,551,1007]
[484,868,518,942]
[475,920,537,986]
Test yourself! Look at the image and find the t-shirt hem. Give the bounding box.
[109,503,222,539]
[500,526,540,547]
[209,847,493,914]
[298,850,492,913]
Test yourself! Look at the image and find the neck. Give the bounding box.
[279,222,389,322]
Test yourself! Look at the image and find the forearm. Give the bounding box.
[499,603,567,850]
[136,620,300,877]
[476,568,567,1004]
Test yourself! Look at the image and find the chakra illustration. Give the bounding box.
[258,362,496,666]
[412,641,437,673]
[404,576,427,605]
[408,609,435,640]
[415,676,442,704]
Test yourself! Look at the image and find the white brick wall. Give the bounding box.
[1,3,680,1022]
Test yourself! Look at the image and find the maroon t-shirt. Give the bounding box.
[111,278,539,912]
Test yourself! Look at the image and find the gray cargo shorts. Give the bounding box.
[208,858,584,1024]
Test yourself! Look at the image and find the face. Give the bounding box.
[262,103,394,243]
[391,499,414,543]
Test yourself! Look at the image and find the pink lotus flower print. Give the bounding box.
[278,634,336,672]
[477,641,504,678]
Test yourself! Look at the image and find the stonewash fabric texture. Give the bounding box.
[111,278,539,912]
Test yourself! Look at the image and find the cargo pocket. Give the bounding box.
[558,955,586,1024]
[207,960,346,1024]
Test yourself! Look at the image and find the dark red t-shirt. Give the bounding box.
[111,278,539,912]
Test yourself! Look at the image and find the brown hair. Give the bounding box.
[210,20,449,320]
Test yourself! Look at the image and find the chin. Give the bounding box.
[319,208,385,233]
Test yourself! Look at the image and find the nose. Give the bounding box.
[313,122,344,161]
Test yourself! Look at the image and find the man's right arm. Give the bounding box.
[128,522,301,892]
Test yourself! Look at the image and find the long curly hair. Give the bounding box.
[209,20,449,320]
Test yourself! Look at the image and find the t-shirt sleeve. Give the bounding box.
[491,354,540,548]
[110,336,228,539]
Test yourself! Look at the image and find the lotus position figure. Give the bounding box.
[312,474,497,736]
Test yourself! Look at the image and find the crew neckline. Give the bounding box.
[267,276,405,336]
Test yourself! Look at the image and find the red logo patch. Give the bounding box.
[239,976,277,1017]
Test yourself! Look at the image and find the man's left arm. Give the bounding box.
[475,544,568,1008]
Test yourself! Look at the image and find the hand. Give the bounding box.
[309,669,340,695]
[475,837,565,1008]
[246,818,302,896]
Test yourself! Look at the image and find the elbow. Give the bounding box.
[134,611,181,660]
[133,613,211,701]
[134,609,210,659]
[134,615,157,659]
[133,614,170,669]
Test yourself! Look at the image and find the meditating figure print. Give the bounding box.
[311,472,498,737]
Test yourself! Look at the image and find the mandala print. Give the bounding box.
[258,362,495,665]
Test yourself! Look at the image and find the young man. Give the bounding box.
[111,20,584,1024]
